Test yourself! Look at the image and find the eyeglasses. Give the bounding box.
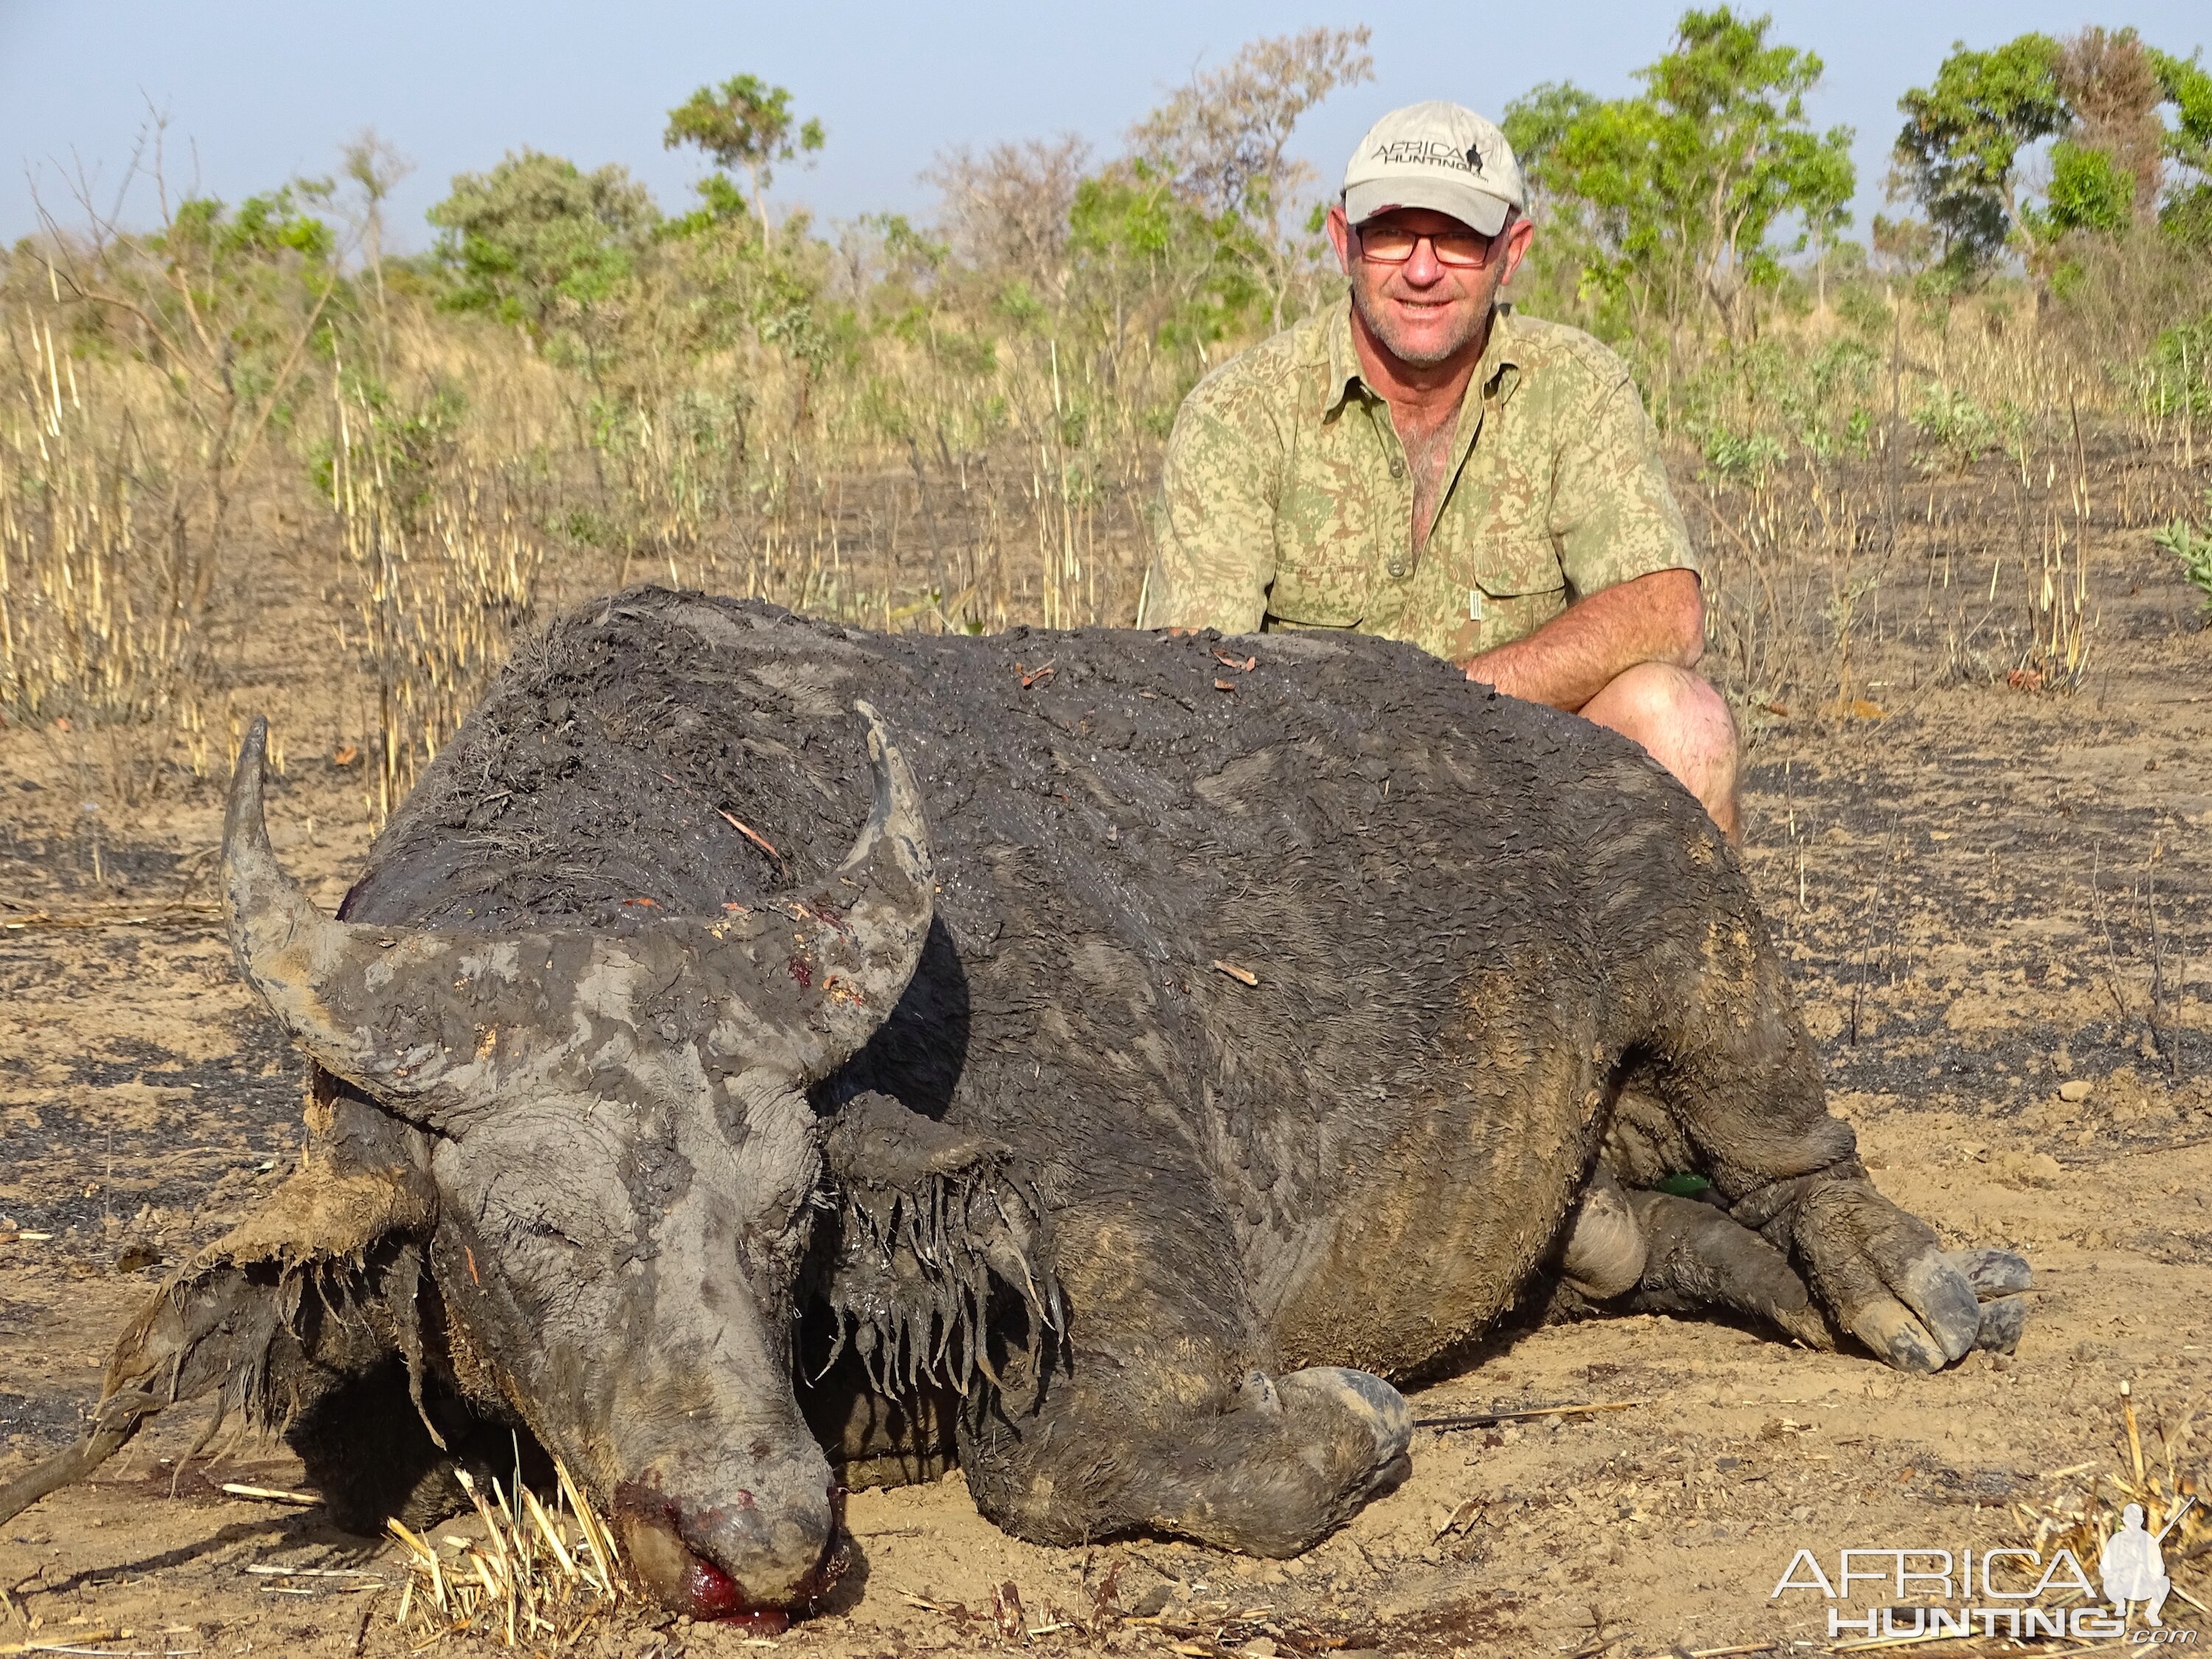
[1355,223,1506,268]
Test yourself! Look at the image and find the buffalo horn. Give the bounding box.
[223,704,933,1118]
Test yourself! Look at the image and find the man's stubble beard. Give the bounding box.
[1348,262,1495,368]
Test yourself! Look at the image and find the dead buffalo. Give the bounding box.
[0,588,2027,1622]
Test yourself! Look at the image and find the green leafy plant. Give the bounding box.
[1891,34,2066,277]
[2142,315,2212,417]
[426,150,658,347]
[1909,384,2000,473]
[663,74,825,226]
[2154,489,2212,619]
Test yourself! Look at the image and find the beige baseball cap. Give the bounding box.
[1343,101,1526,237]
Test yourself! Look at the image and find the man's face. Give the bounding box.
[1327,205,1534,369]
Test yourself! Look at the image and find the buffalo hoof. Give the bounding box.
[1276,1366,1413,1489]
[1947,1247,2031,1355]
[1846,1247,2032,1371]
[1790,1181,1994,1374]
[1843,1249,1980,1373]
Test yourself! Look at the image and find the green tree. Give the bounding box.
[426,150,658,344]
[2152,48,2212,245]
[2034,139,2136,237]
[1889,34,2066,275]
[1500,81,1605,215]
[664,74,825,226]
[1064,162,1265,371]
[1503,8,1854,355]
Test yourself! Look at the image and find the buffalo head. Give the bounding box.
[218,703,933,1617]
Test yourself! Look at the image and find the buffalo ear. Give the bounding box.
[0,1150,438,1530]
[812,1092,1063,1401]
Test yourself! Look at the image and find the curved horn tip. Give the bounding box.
[852,699,889,758]
[224,717,276,847]
[237,714,270,771]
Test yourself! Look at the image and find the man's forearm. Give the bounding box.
[1461,568,1704,710]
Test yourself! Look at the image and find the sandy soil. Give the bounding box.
[2,490,2209,1658]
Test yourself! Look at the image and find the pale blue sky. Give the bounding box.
[0,1,2204,254]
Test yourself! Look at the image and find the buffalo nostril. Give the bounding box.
[616,1505,790,1630]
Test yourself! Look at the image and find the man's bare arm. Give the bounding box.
[1459,568,1704,711]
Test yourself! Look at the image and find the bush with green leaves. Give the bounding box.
[2141,315,2212,417]
[426,150,659,347]
[1503,7,1854,364]
[1892,29,2212,282]
[2153,489,2212,619]
[1909,384,2001,473]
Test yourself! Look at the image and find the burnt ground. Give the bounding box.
[1,496,2209,1658]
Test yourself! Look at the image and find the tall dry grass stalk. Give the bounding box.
[0,310,199,736]
[4,242,2204,818]
[329,372,544,822]
[386,1459,628,1647]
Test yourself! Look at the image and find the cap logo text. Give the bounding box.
[1370,138,1486,175]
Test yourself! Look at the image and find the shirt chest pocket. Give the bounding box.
[1459,536,1568,644]
[1266,480,1374,628]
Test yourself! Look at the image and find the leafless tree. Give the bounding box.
[337,128,414,370]
[925,135,1093,299]
[2057,27,2166,223]
[1127,26,1375,327]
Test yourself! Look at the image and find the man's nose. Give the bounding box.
[1400,237,1449,285]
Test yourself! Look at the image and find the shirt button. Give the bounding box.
[1387,561,1406,577]
[1388,459,1405,479]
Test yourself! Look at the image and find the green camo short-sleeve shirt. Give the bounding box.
[1136,301,1697,664]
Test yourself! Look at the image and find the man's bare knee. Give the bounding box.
[1581,664,1739,839]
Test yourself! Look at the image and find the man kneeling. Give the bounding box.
[1138,101,1738,838]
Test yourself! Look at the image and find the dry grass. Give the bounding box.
[383,1460,628,1648]
[328,373,546,821]
[2008,1379,2212,1626]
[2,259,2207,828]
[0,314,198,734]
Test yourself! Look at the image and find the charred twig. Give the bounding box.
[2145,865,2180,1078]
[1413,1399,1649,1431]
[0,899,221,931]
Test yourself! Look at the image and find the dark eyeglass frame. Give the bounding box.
[1354,218,1512,270]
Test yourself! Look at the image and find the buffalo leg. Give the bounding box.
[1624,905,2029,1370]
[1615,1189,1834,1347]
[956,1208,1411,1556]
[1558,1173,2026,1357]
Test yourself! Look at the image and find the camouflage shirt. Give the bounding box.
[1137,302,1697,663]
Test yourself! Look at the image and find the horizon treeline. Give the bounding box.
[3,8,2210,796]
[11,13,2211,448]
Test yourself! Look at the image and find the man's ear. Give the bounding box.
[1325,203,1354,276]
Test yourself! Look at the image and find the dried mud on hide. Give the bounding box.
[0,509,2209,1658]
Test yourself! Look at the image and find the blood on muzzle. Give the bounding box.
[614,1478,849,1629]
